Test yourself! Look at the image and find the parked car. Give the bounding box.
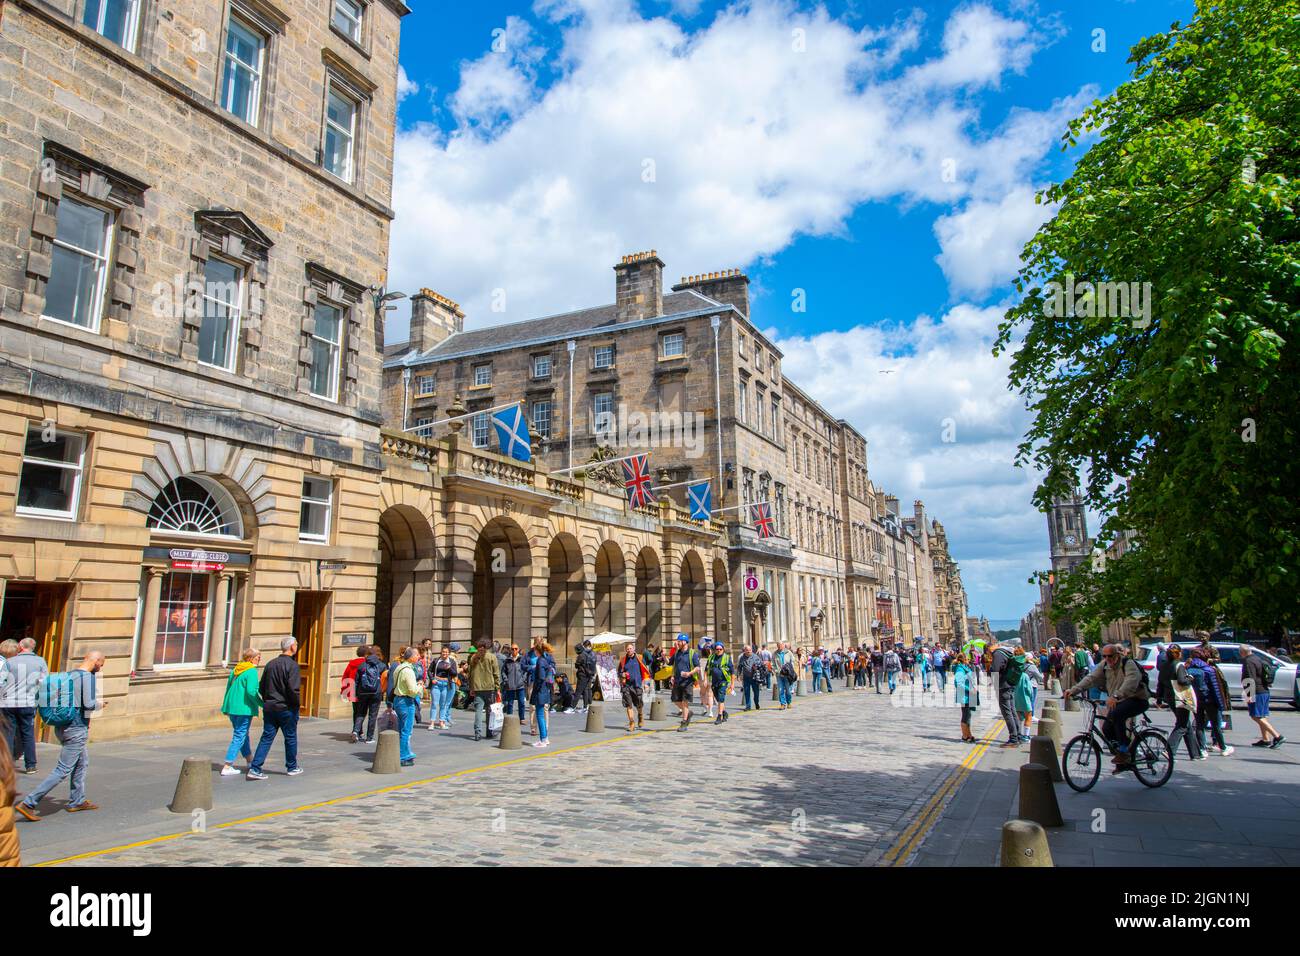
[1134,643,1297,709]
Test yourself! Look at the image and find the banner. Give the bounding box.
[589,632,637,702]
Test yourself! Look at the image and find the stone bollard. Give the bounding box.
[1064,695,1080,712]
[1018,763,1064,828]
[771,681,779,702]
[168,756,213,814]
[1040,702,1060,729]
[584,702,604,733]
[1050,678,1063,696]
[649,698,667,722]
[498,716,522,750]
[372,730,401,774]
[1000,819,1054,867]
[1030,735,1063,782]
[1037,716,1063,753]
[795,679,804,697]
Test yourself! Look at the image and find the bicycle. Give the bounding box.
[1061,697,1174,792]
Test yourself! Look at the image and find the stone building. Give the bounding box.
[0,0,408,738]
[383,251,968,654]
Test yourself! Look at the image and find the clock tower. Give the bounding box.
[1048,491,1090,573]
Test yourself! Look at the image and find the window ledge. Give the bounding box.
[130,667,229,685]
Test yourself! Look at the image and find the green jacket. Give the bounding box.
[468,651,501,693]
[221,662,262,716]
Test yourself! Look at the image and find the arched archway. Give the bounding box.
[712,558,731,647]
[634,547,661,653]
[593,540,626,635]
[547,533,585,659]
[472,516,532,647]
[679,550,707,641]
[377,504,435,658]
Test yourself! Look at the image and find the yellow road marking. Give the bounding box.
[880,719,1003,867]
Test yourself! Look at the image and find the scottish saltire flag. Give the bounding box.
[687,481,712,521]
[752,502,774,539]
[622,454,656,509]
[492,405,532,462]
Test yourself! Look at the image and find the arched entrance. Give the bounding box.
[712,558,730,647]
[748,591,771,649]
[634,547,661,652]
[472,516,532,647]
[593,539,626,634]
[679,550,707,640]
[377,504,435,658]
[547,533,585,659]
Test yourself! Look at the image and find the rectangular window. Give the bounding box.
[298,476,333,542]
[221,16,265,125]
[592,344,614,369]
[44,197,113,331]
[83,0,140,51]
[660,332,685,358]
[155,572,210,667]
[417,374,435,395]
[308,303,343,400]
[16,425,86,520]
[471,412,490,448]
[323,83,358,182]
[414,416,433,437]
[531,400,551,439]
[472,363,492,387]
[593,392,614,436]
[738,380,748,424]
[532,354,552,378]
[772,399,781,442]
[332,0,363,41]
[198,257,243,371]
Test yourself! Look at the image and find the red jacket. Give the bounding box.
[342,656,365,701]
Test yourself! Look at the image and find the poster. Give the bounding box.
[589,631,637,703]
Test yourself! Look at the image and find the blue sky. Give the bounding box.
[386,0,1194,620]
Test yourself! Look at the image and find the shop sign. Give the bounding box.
[169,548,228,572]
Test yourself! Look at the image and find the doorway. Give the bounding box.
[0,582,72,670]
[292,591,330,717]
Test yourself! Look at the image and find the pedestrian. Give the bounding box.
[989,639,1026,748]
[429,645,458,730]
[247,637,302,780]
[809,649,824,694]
[1241,645,1284,749]
[341,643,367,711]
[884,646,901,694]
[220,647,262,776]
[670,634,697,730]
[15,650,106,821]
[468,642,502,742]
[1013,645,1041,737]
[1157,644,1202,761]
[390,646,422,766]
[529,640,557,748]
[618,642,649,731]
[353,644,384,742]
[1,638,47,776]
[774,642,797,710]
[739,645,763,711]
[553,672,576,712]
[0,712,16,865]
[871,647,884,693]
[500,643,528,727]
[708,641,733,724]
[574,640,596,714]
[759,644,773,689]
[1064,643,1152,771]
[696,639,715,717]
[953,652,978,742]
[1186,650,1228,756]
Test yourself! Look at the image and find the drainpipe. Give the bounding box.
[566,339,577,471]
[401,367,411,432]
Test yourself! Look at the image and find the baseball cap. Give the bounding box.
[675,633,688,643]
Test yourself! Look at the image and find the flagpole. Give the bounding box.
[401,400,522,433]
[650,476,715,493]
[709,498,771,515]
[550,452,647,476]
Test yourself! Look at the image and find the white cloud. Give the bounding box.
[396,65,419,102]
[933,186,1048,297]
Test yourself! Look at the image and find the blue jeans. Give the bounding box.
[2,706,37,769]
[743,677,761,709]
[532,688,551,740]
[23,722,90,809]
[473,691,496,738]
[393,696,417,761]
[503,687,527,721]
[251,708,299,773]
[224,714,253,763]
[810,671,822,693]
[888,671,897,692]
[777,676,793,706]
[823,675,833,693]
[937,669,947,690]
[432,679,454,724]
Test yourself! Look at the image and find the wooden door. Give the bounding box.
[292,591,328,716]
[35,583,71,671]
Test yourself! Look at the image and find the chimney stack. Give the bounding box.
[672,268,750,318]
[408,288,464,354]
[613,250,664,323]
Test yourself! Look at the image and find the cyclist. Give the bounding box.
[1064,643,1151,772]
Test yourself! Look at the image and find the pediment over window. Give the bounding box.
[194,210,273,260]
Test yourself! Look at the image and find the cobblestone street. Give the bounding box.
[55,685,983,867]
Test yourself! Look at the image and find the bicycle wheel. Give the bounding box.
[1062,734,1102,792]
[1131,730,1173,788]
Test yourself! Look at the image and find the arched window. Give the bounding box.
[147,476,242,538]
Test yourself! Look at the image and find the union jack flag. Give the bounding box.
[622,454,656,510]
[752,501,774,539]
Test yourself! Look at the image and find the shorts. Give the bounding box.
[711,682,728,700]
[670,680,693,703]
[1248,692,1271,718]
[621,684,644,710]
[960,704,973,724]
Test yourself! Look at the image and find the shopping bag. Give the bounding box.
[378,707,398,733]
[488,701,504,733]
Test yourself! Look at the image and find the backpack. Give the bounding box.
[1001,652,1025,688]
[38,672,82,727]
[1125,657,1151,698]
[356,659,382,697]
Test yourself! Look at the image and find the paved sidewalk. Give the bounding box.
[911,694,1300,866]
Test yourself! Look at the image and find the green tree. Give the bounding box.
[998,0,1299,635]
